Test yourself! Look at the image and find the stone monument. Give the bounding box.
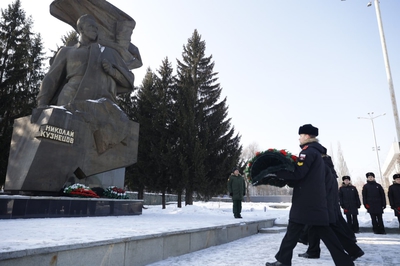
[4,0,142,195]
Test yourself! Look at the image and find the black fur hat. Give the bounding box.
[393,174,400,180]
[342,176,350,181]
[366,172,375,178]
[298,124,319,136]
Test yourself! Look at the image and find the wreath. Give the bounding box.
[63,183,99,198]
[103,186,129,199]
[245,149,298,187]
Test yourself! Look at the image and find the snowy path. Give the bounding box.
[148,231,400,266]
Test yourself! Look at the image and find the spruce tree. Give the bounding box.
[0,0,45,185]
[129,68,157,198]
[174,30,242,204]
[129,60,177,208]
[152,58,176,208]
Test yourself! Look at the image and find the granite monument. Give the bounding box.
[5,0,141,195]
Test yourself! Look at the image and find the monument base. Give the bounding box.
[5,100,139,194]
[0,195,142,219]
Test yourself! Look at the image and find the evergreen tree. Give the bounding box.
[174,39,204,205]
[128,68,157,198]
[131,64,175,204]
[0,0,45,185]
[133,60,176,208]
[174,30,242,204]
[151,58,176,208]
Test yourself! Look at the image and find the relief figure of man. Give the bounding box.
[37,14,135,107]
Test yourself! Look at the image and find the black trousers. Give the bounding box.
[370,213,385,233]
[232,200,242,217]
[275,221,354,266]
[345,213,359,233]
[306,226,321,256]
[306,215,362,258]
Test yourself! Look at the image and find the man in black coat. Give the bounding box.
[339,176,361,233]
[362,172,386,234]
[265,124,354,266]
[388,173,400,229]
[298,161,364,261]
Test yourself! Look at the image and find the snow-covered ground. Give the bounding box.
[1,201,399,265]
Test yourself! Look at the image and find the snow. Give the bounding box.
[1,201,400,265]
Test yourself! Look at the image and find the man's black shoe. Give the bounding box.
[350,250,364,261]
[265,261,289,266]
[298,252,320,259]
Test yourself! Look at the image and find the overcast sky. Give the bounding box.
[2,0,400,183]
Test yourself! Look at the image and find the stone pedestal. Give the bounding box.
[0,195,143,219]
[74,168,126,189]
[5,99,139,195]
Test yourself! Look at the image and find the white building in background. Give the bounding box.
[382,142,400,186]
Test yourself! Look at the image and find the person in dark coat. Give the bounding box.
[265,124,354,266]
[298,158,364,262]
[227,168,245,219]
[339,176,361,233]
[362,172,386,234]
[388,173,400,229]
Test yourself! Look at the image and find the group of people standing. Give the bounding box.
[339,171,400,235]
[228,123,400,266]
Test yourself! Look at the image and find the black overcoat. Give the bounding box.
[277,141,329,226]
[227,174,245,201]
[339,184,361,215]
[323,155,342,223]
[388,182,400,217]
[325,164,339,223]
[362,180,386,214]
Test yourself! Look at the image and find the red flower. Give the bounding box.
[291,155,297,162]
[280,149,287,156]
[111,186,125,193]
[255,151,261,156]
[70,189,99,198]
[268,148,274,151]
[248,162,252,167]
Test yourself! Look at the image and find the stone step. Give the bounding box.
[259,226,287,233]
[0,218,275,266]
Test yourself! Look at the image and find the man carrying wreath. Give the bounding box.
[265,124,353,266]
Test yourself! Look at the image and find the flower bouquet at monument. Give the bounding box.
[103,186,129,199]
[63,183,99,198]
[245,148,298,187]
